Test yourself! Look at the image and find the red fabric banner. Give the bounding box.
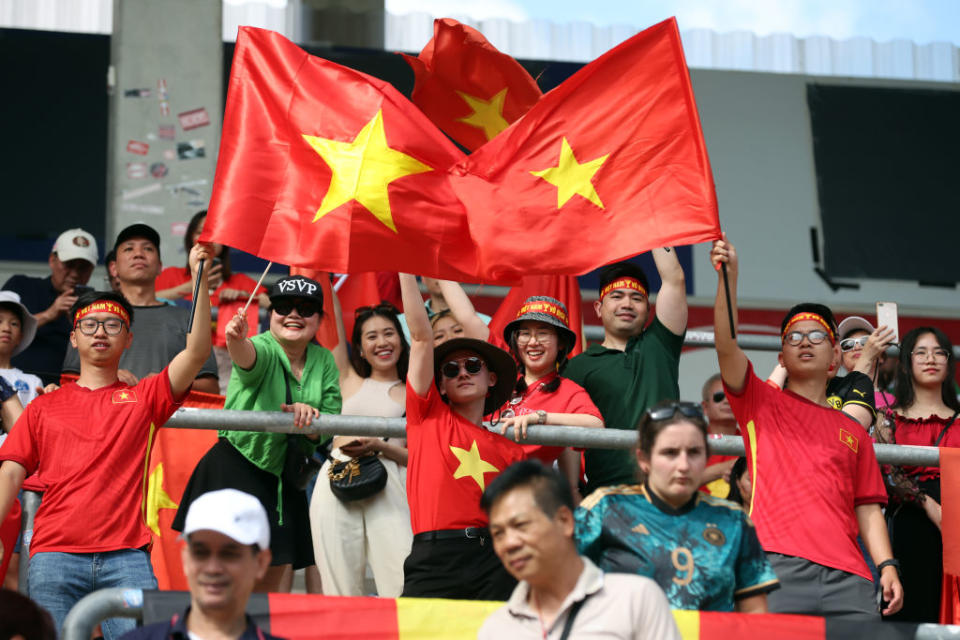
[939,446,960,623]
[401,18,542,151]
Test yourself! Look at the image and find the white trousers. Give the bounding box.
[309,455,412,597]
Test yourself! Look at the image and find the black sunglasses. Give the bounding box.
[646,401,705,422]
[354,302,397,317]
[712,390,725,403]
[272,299,319,318]
[441,357,484,378]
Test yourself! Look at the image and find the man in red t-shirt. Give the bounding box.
[710,234,903,620]
[0,243,213,639]
[399,273,525,600]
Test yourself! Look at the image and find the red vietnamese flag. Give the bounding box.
[401,18,542,151]
[940,447,960,623]
[451,18,720,281]
[487,275,584,356]
[203,27,485,282]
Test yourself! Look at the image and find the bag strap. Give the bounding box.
[934,411,960,447]
[558,594,590,640]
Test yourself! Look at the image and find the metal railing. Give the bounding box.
[165,409,944,467]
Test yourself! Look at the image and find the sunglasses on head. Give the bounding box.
[441,356,485,378]
[839,336,869,352]
[646,401,705,422]
[354,303,397,318]
[272,299,319,318]
[712,390,725,403]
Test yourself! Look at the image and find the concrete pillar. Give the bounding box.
[106,0,222,265]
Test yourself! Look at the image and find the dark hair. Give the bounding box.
[0,302,25,325]
[701,373,723,403]
[507,324,568,396]
[69,290,135,327]
[597,261,650,298]
[184,210,231,280]
[349,302,409,382]
[637,399,709,458]
[0,589,57,640]
[480,459,573,516]
[104,249,116,265]
[725,457,749,506]
[894,326,960,413]
[780,302,838,337]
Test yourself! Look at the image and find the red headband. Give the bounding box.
[516,300,569,326]
[600,277,647,301]
[74,301,130,327]
[782,312,835,343]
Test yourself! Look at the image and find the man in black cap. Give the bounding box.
[62,223,219,393]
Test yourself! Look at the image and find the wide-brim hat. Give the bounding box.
[837,316,875,340]
[0,291,37,356]
[503,296,577,351]
[434,338,517,415]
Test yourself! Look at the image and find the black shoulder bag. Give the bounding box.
[280,366,323,492]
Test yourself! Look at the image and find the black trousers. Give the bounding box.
[401,537,517,600]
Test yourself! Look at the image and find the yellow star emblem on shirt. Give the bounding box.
[531,137,608,209]
[145,462,179,536]
[840,429,859,452]
[449,441,500,491]
[301,110,434,233]
[456,88,510,141]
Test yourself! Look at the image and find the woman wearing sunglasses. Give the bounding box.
[174,275,342,591]
[398,273,525,600]
[876,327,960,622]
[836,316,896,409]
[575,400,778,612]
[496,296,602,504]
[309,299,412,597]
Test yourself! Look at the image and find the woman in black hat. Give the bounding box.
[497,296,603,503]
[398,273,524,600]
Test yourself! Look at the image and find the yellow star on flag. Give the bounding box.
[119,391,129,400]
[456,88,510,141]
[531,137,608,209]
[449,441,500,491]
[302,110,434,233]
[146,462,179,536]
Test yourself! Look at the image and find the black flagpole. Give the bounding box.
[721,263,736,340]
[186,259,206,334]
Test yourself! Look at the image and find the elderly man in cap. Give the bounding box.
[62,223,219,393]
[121,489,283,640]
[3,228,98,385]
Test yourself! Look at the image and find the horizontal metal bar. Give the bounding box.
[165,409,941,467]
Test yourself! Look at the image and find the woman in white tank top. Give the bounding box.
[309,298,412,597]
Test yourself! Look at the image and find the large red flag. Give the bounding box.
[940,446,960,623]
[487,275,584,356]
[203,27,484,282]
[452,18,720,281]
[401,18,542,151]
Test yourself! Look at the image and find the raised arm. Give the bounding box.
[167,244,214,397]
[651,247,688,336]
[328,287,353,381]
[400,273,433,397]
[437,280,489,341]
[711,234,749,393]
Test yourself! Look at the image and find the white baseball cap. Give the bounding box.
[0,291,38,356]
[52,228,98,266]
[181,489,270,550]
[837,316,875,340]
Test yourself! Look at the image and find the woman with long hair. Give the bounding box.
[576,400,778,612]
[882,326,960,622]
[496,296,602,504]
[155,210,269,392]
[309,298,412,597]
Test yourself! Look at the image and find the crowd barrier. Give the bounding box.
[60,587,960,640]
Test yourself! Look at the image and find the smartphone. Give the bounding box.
[73,285,93,297]
[876,301,899,344]
[210,257,222,268]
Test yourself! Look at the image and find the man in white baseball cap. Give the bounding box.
[120,489,283,640]
[2,228,98,385]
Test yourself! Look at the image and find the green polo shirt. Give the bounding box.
[563,317,684,495]
[220,332,342,476]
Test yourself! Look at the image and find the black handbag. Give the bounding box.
[327,453,388,502]
[279,365,323,492]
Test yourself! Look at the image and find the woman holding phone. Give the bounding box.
[309,296,412,597]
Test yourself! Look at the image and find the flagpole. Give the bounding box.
[240,261,274,318]
[185,259,206,334]
[721,263,736,340]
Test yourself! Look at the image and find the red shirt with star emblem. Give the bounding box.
[724,362,886,580]
[0,369,183,555]
[405,382,525,534]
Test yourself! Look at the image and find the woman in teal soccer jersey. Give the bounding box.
[575,400,778,612]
